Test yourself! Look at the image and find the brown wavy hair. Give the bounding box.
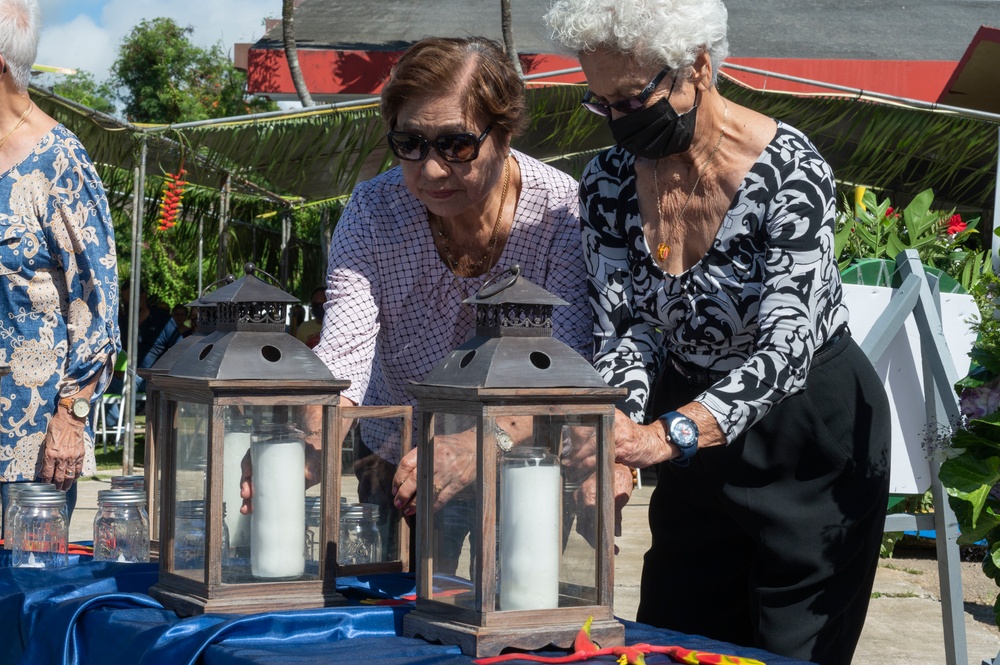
[380,36,528,144]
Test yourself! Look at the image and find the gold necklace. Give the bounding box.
[654,100,727,264]
[434,156,511,277]
[0,100,32,152]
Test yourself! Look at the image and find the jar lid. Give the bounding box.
[9,482,58,496]
[97,489,147,505]
[342,503,379,520]
[110,475,145,489]
[17,491,67,506]
[177,499,206,518]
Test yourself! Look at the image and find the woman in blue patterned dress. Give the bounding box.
[0,0,119,526]
[546,1,890,664]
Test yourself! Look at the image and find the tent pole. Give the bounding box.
[994,126,1000,275]
[124,137,147,475]
[218,173,231,279]
[197,214,204,296]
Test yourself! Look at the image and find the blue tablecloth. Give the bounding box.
[0,552,811,665]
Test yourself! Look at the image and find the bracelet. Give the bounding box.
[493,422,514,452]
[629,467,638,488]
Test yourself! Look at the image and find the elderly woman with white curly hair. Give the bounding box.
[545,1,890,663]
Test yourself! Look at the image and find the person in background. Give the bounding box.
[0,0,120,530]
[545,2,891,664]
[105,281,180,424]
[171,304,195,338]
[288,303,306,338]
[294,285,325,349]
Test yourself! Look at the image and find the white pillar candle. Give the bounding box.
[223,431,252,550]
[250,437,306,578]
[499,455,561,610]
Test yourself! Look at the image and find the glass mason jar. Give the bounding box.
[93,489,150,563]
[339,503,381,565]
[3,482,57,550]
[175,499,206,570]
[498,446,561,611]
[12,491,69,568]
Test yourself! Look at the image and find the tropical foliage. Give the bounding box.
[939,272,1000,626]
[834,187,991,292]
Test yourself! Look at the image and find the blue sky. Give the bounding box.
[35,0,276,83]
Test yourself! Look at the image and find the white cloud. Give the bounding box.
[36,0,275,83]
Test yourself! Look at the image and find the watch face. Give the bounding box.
[71,399,90,418]
[670,416,698,448]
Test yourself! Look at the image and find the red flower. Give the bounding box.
[947,214,966,235]
[886,207,894,216]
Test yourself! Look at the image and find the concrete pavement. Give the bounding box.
[71,472,1000,665]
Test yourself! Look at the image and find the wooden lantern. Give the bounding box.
[148,264,349,616]
[403,265,627,656]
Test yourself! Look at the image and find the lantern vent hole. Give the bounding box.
[529,351,551,370]
[460,351,476,368]
[261,345,282,363]
[198,344,214,361]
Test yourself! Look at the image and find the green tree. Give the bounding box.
[111,17,276,123]
[52,71,117,116]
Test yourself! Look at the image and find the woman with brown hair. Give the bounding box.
[306,36,631,569]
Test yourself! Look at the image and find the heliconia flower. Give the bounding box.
[947,214,966,235]
[854,186,867,212]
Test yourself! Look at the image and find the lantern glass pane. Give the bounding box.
[495,414,600,611]
[171,400,209,582]
[222,404,320,584]
[429,412,479,610]
[341,417,404,565]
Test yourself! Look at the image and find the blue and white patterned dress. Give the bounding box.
[0,124,120,481]
[580,122,849,441]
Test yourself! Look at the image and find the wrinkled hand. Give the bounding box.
[240,436,322,515]
[572,463,634,552]
[613,408,673,468]
[392,434,477,517]
[40,410,86,491]
[560,425,599,484]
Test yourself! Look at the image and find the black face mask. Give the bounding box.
[311,304,325,320]
[608,95,698,160]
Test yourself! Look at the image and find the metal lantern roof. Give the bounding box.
[166,265,344,385]
[417,265,610,391]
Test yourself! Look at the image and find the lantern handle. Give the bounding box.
[242,263,287,292]
[476,263,521,299]
[200,273,236,297]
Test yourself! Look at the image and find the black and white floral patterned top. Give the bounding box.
[580,122,849,443]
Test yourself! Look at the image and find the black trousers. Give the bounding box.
[637,332,891,665]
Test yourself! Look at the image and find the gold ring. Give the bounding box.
[433,484,443,495]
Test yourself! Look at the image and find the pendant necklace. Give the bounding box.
[433,155,511,277]
[0,100,33,152]
[654,100,727,264]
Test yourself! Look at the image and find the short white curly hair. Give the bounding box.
[544,0,729,83]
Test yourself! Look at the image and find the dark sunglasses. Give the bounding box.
[386,126,493,163]
[581,65,674,117]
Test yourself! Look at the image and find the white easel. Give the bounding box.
[844,250,968,665]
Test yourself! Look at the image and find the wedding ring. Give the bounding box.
[433,483,443,495]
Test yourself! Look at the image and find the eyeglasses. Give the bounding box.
[386,126,493,163]
[581,65,674,117]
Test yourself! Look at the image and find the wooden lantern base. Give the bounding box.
[403,610,625,657]
[148,583,347,617]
